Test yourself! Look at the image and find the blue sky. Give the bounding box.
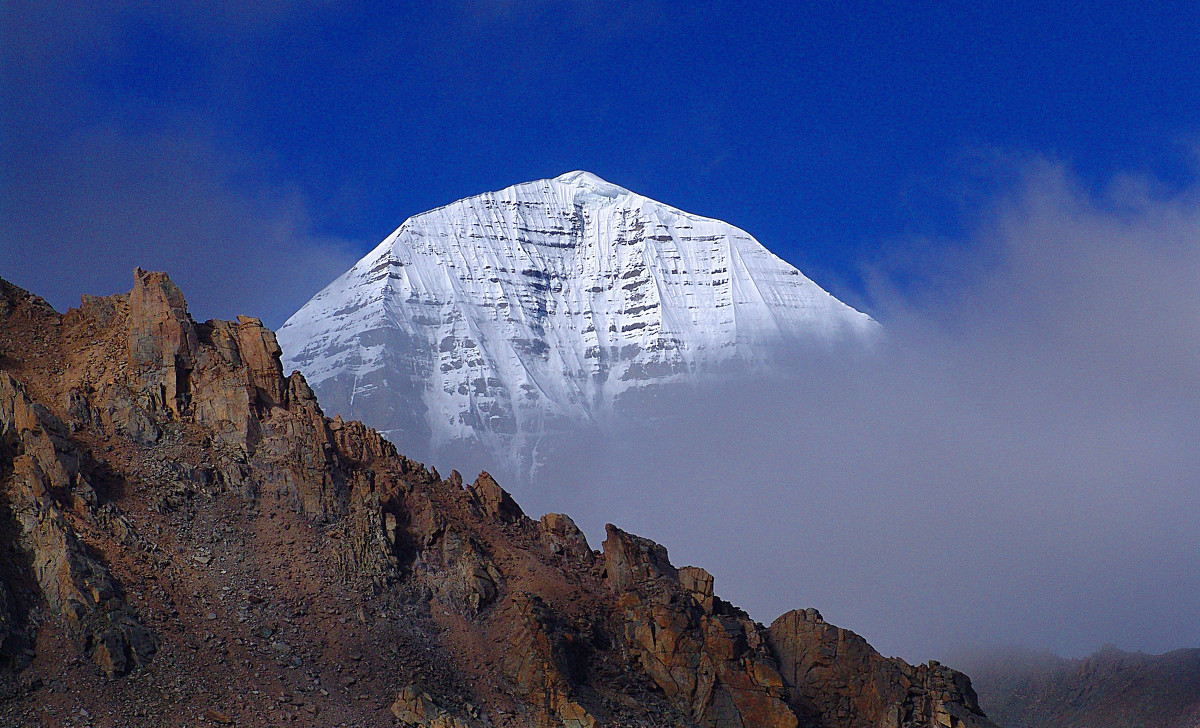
[4,1,1200,323]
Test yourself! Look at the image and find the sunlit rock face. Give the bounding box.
[277,171,877,473]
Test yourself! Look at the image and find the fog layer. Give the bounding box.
[516,160,1200,662]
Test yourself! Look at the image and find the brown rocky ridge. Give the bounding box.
[0,270,998,727]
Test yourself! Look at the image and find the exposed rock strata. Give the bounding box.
[0,270,992,728]
[276,171,879,476]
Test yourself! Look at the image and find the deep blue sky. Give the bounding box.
[4,1,1200,323]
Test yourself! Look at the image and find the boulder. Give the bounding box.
[391,685,476,728]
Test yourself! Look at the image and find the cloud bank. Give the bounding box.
[516,158,1200,663]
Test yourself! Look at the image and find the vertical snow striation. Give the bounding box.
[276,171,877,471]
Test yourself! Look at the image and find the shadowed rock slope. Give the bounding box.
[952,645,1200,728]
[0,270,995,728]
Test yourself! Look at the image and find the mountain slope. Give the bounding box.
[0,270,989,728]
[953,645,1200,728]
[277,172,876,472]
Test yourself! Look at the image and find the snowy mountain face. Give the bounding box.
[277,171,877,474]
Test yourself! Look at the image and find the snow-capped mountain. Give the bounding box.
[277,171,876,473]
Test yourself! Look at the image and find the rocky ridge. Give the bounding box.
[0,270,990,728]
[953,645,1200,728]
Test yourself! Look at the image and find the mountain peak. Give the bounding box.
[550,170,630,197]
[277,174,877,474]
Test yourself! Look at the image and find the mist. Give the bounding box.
[502,159,1200,663]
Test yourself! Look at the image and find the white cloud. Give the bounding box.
[519,157,1200,662]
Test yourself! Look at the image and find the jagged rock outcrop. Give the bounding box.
[538,513,595,564]
[0,270,992,728]
[768,609,991,728]
[604,525,799,728]
[0,373,155,678]
[468,471,525,524]
[126,267,198,420]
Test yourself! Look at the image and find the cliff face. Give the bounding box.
[0,270,992,728]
